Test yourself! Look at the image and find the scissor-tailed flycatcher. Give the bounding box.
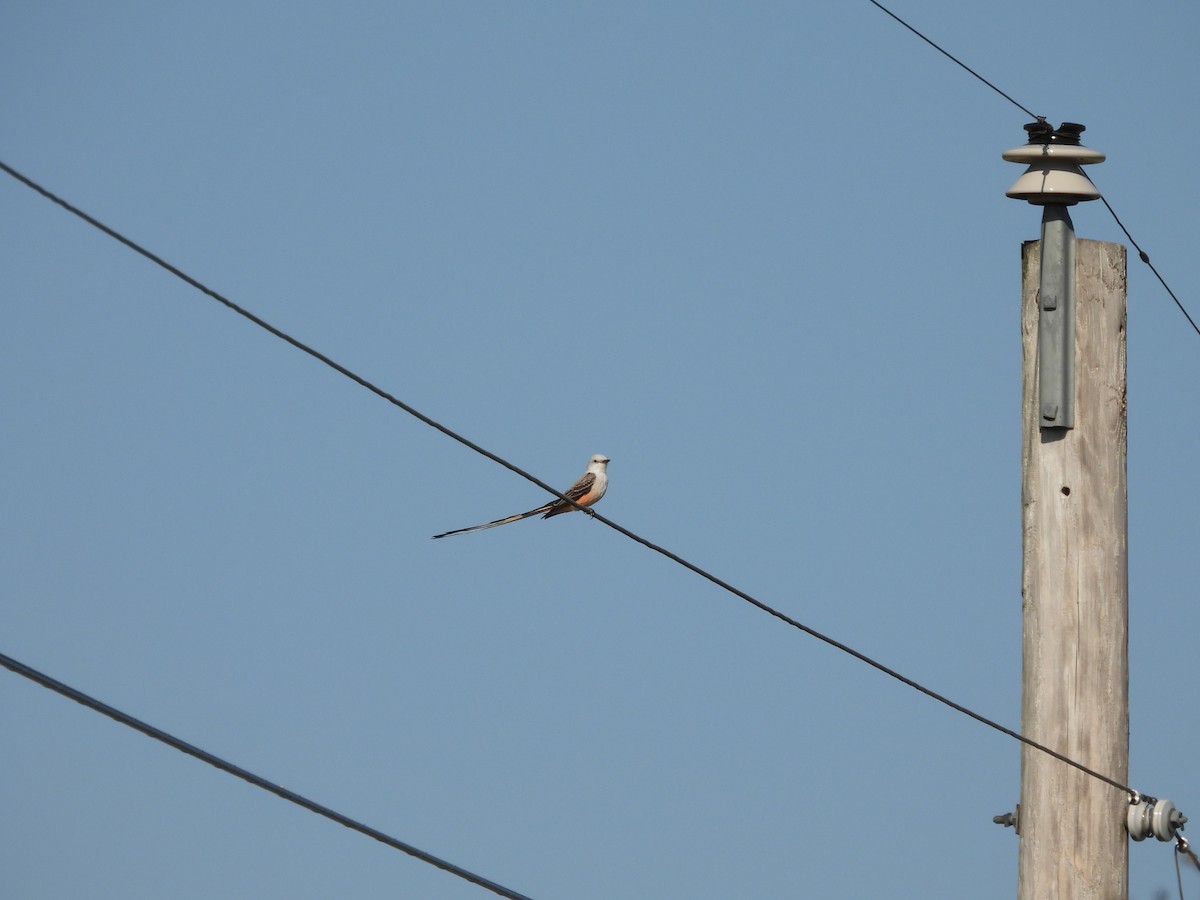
[432,454,610,539]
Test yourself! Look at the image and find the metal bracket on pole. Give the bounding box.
[1037,205,1075,429]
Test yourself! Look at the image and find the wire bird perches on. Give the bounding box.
[0,159,1145,804]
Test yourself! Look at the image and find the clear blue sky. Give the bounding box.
[3,2,1198,897]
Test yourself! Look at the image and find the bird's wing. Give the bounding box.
[541,472,596,519]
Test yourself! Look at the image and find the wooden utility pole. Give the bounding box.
[1017,231,1129,899]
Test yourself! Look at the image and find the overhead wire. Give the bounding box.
[0,160,1142,802]
[1183,835,1200,873]
[0,651,536,900]
[1096,193,1200,338]
[863,0,1040,119]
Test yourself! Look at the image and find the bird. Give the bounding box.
[432,454,610,539]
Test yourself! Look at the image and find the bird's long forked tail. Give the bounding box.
[431,504,553,539]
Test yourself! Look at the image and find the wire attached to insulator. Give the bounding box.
[1172,832,1199,900]
[1179,833,1200,873]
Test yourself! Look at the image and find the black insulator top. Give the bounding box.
[1024,120,1086,145]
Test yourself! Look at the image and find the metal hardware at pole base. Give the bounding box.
[993,806,1019,833]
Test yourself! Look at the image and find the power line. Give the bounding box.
[865,1,1197,340]
[0,651,536,900]
[1096,192,1200,339]
[0,159,589,513]
[863,0,1040,119]
[0,159,1143,802]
